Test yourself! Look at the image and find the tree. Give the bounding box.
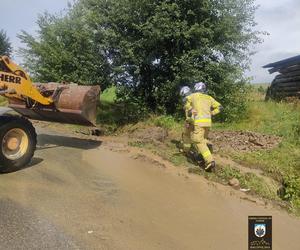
[82,0,261,120]
[19,4,111,88]
[20,0,261,121]
[0,30,12,56]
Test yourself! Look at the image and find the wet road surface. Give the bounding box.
[0,129,299,249]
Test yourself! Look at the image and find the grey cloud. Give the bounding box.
[257,0,300,20]
[248,0,300,83]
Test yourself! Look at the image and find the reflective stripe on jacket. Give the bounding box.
[185,93,221,127]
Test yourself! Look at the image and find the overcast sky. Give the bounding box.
[0,0,299,83]
[249,0,300,83]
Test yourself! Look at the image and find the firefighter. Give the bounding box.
[185,82,222,171]
[179,86,193,153]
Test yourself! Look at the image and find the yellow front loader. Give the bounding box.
[0,56,100,172]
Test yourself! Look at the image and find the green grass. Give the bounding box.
[97,86,150,132]
[213,89,300,213]
[97,86,123,131]
[146,115,182,130]
[251,82,270,88]
[100,86,117,103]
[214,100,300,176]
[215,101,300,139]
[215,165,279,200]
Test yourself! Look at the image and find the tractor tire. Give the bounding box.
[0,116,37,172]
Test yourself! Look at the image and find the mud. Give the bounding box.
[130,127,168,143]
[129,126,281,153]
[83,143,300,250]
[210,130,281,152]
[131,154,167,169]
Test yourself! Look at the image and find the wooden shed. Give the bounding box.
[264,55,300,100]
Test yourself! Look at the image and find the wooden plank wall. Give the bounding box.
[266,64,300,100]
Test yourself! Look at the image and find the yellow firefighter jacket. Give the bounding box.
[185,92,222,127]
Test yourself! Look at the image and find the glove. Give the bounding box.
[188,109,198,117]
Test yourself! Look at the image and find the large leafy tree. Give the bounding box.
[0,30,12,56]
[82,0,260,120]
[19,5,111,88]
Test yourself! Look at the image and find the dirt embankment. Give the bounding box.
[129,126,281,153]
[209,131,281,153]
[130,126,168,143]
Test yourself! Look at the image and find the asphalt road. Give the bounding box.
[0,128,299,250]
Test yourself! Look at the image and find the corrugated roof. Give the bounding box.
[263,54,300,73]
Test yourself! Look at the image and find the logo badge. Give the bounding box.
[249,216,272,250]
[254,224,266,238]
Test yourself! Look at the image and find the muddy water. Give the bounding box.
[0,130,299,249]
[83,147,300,250]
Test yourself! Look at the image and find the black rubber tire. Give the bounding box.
[0,116,37,172]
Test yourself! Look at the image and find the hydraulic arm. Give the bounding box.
[0,56,52,105]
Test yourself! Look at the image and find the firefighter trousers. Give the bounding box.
[190,126,213,164]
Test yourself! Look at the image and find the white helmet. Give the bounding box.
[180,86,191,97]
[194,82,207,93]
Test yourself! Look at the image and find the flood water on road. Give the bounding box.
[0,129,299,249]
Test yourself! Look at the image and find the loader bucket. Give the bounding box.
[8,83,101,126]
